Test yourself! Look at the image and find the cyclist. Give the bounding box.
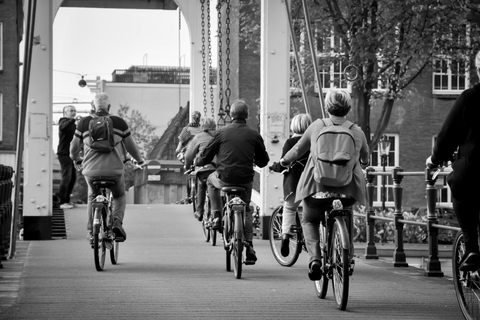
[280,89,369,280]
[70,92,145,245]
[184,117,217,221]
[196,100,270,264]
[270,113,312,257]
[426,50,480,272]
[176,111,202,162]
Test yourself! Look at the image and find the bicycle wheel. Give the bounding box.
[191,177,197,213]
[269,205,302,267]
[202,212,211,243]
[452,231,480,320]
[315,223,329,299]
[331,221,349,310]
[233,238,243,279]
[93,208,106,271]
[223,209,232,272]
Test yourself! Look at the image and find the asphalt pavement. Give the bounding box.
[0,204,464,319]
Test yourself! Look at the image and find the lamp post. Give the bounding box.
[378,135,391,212]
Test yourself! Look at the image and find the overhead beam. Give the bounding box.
[60,0,178,10]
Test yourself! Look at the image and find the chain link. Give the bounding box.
[224,0,231,123]
[217,1,225,127]
[201,0,208,117]
[207,0,215,118]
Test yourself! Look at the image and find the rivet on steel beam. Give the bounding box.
[36,182,40,186]
[30,199,35,203]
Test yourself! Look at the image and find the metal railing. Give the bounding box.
[111,66,217,85]
[0,165,14,268]
[360,166,459,277]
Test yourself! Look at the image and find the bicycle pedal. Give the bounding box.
[290,225,301,233]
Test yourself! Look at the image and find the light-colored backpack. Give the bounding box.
[313,118,356,187]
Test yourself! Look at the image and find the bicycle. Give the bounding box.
[91,179,119,272]
[186,167,217,246]
[269,205,307,267]
[452,231,480,320]
[221,186,254,279]
[313,198,355,311]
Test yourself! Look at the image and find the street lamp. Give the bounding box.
[378,135,391,212]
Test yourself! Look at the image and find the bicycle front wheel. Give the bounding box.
[453,231,480,320]
[331,221,349,310]
[315,223,329,299]
[110,240,119,264]
[269,206,302,267]
[202,213,211,243]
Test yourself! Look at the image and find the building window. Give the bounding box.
[0,23,3,71]
[370,134,399,208]
[431,135,453,204]
[432,57,469,94]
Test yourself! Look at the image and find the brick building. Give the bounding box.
[0,1,22,168]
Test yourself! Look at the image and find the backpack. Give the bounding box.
[88,115,115,153]
[313,118,356,187]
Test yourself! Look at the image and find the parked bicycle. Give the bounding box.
[186,167,217,246]
[269,205,307,267]
[221,186,254,279]
[91,179,119,272]
[314,199,355,311]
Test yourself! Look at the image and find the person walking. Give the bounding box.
[426,50,480,271]
[196,100,270,264]
[56,105,77,209]
[70,92,144,244]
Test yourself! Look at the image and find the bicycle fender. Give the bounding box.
[333,216,350,250]
[234,210,244,241]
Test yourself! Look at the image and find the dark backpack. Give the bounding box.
[313,118,356,187]
[88,115,115,153]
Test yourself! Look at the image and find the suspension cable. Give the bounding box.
[224,0,232,123]
[207,0,215,118]
[216,1,225,127]
[201,0,208,118]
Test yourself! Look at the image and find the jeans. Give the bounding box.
[452,196,480,254]
[207,171,254,241]
[84,175,126,231]
[57,154,76,204]
[301,197,356,265]
[282,195,301,235]
[195,170,214,214]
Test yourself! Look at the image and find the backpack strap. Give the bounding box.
[341,120,354,129]
[322,118,334,127]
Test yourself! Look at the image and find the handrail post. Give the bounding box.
[424,167,444,277]
[364,167,378,259]
[392,167,408,267]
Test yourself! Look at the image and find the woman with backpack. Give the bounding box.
[269,114,312,257]
[280,89,369,281]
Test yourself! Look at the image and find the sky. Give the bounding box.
[53,6,210,108]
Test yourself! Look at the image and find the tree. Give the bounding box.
[117,104,159,190]
[240,0,480,152]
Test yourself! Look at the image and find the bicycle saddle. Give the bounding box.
[92,180,116,188]
[221,186,246,194]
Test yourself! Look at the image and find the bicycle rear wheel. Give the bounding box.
[269,205,302,267]
[110,240,119,264]
[233,238,243,279]
[223,209,232,272]
[315,223,329,299]
[93,208,106,271]
[453,231,480,320]
[202,213,211,243]
[331,221,349,310]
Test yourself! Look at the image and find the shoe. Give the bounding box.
[112,219,127,242]
[68,202,76,208]
[60,203,73,209]
[281,234,291,257]
[194,211,204,222]
[460,252,480,272]
[211,211,222,230]
[87,231,93,246]
[245,245,257,265]
[308,260,323,281]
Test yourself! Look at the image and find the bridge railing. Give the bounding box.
[362,166,459,277]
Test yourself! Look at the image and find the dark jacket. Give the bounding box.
[281,136,309,201]
[184,130,216,172]
[431,83,480,200]
[196,119,270,184]
[57,117,76,156]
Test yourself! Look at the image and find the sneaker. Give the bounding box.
[281,234,291,257]
[87,231,94,246]
[460,252,480,272]
[60,203,73,209]
[194,211,204,222]
[211,211,222,230]
[245,246,257,265]
[308,260,323,281]
[112,220,127,242]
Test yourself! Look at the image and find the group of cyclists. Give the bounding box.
[71,48,480,281]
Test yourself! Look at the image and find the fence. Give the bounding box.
[0,165,14,269]
[359,166,459,277]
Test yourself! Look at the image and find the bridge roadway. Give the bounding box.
[0,204,463,319]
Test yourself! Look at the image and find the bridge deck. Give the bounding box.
[0,204,462,319]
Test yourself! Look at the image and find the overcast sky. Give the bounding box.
[52,7,199,106]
